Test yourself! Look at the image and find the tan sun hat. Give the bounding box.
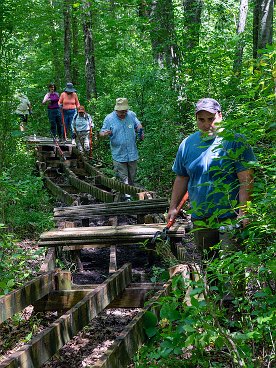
[114,98,129,111]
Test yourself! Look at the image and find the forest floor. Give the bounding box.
[0,213,197,367]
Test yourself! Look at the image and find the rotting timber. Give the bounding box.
[0,136,194,368]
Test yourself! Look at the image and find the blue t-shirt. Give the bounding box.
[100,110,140,162]
[173,131,256,219]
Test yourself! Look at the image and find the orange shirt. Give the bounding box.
[59,92,80,110]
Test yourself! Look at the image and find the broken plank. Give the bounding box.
[0,264,132,368]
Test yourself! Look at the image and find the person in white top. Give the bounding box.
[15,92,32,131]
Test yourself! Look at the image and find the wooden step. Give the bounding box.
[53,198,169,221]
[38,223,188,249]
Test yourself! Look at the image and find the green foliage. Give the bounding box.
[0,225,45,295]
[135,265,276,367]
[0,139,54,237]
[0,1,274,365]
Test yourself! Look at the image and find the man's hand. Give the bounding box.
[100,130,112,137]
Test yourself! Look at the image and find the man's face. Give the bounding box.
[196,110,222,137]
[116,110,128,120]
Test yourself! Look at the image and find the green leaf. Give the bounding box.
[189,287,205,296]
[183,324,196,332]
[143,311,158,328]
[160,303,181,321]
[145,326,158,338]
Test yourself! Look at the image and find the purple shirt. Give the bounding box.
[42,92,60,109]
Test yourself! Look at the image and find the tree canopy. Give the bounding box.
[0,1,275,364]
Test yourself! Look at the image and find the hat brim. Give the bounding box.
[196,107,218,114]
[64,88,76,93]
[114,105,129,111]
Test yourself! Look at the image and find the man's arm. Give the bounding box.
[237,169,254,227]
[167,175,189,222]
[99,116,112,137]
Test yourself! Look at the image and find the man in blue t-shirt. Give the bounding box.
[100,98,144,187]
[168,98,256,256]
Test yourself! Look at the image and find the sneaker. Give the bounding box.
[71,139,76,146]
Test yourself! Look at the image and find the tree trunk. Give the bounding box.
[182,0,202,50]
[232,0,249,75]
[71,6,79,85]
[63,0,72,82]
[253,0,274,58]
[149,0,179,69]
[82,1,97,100]
[49,0,62,88]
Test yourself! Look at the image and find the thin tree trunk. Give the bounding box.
[49,0,62,88]
[72,6,79,85]
[232,0,249,75]
[63,0,71,82]
[149,0,179,69]
[253,0,274,58]
[82,1,97,100]
[182,0,202,50]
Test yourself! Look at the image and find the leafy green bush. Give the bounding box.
[0,139,54,238]
[0,225,45,295]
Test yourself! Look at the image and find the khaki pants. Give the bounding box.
[113,160,137,186]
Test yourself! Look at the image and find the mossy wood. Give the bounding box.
[93,279,172,368]
[62,164,114,203]
[38,223,187,248]
[0,264,132,368]
[0,271,62,324]
[53,198,168,220]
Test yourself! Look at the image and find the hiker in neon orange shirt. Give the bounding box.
[58,83,80,143]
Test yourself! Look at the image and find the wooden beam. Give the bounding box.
[108,284,164,308]
[39,248,56,272]
[38,223,187,248]
[0,271,56,323]
[93,279,172,368]
[33,290,90,312]
[0,264,132,368]
[53,198,169,221]
[109,245,117,273]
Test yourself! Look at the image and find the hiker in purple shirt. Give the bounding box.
[42,83,62,140]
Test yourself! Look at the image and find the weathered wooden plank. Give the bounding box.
[39,247,56,272]
[81,158,144,197]
[33,290,90,312]
[39,223,186,240]
[53,198,168,220]
[109,245,117,273]
[55,198,167,211]
[92,279,172,368]
[62,165,114,203]
[0,264,132,368]
[0,272,56,323]
[38,223,186,248]
[108,284,164,308]
[43,176,75,206]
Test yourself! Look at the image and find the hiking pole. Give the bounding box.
[151,191,189,246]
[61,108,67,141]
[51,133,66,161]
[89,125,93,160]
